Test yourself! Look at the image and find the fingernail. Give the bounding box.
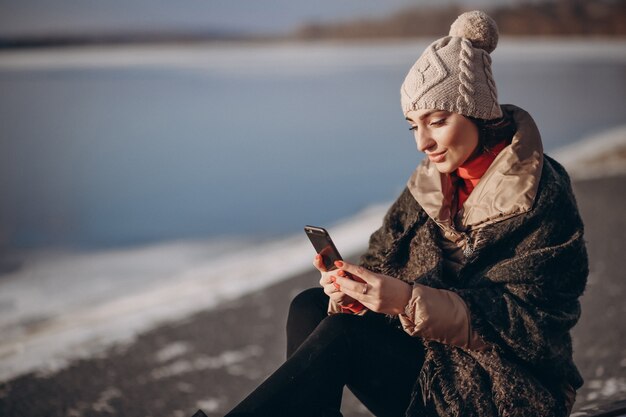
[315,254,321,260]
[337,270,345,277]
[330,276,336,282]
[334,261,343,267]
[333,283,340,290]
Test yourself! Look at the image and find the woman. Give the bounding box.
[224,10,587,417]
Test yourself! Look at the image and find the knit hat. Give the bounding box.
[400,10,502,120]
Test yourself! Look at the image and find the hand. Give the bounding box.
[329,260,412,315]
[313,255,357,307]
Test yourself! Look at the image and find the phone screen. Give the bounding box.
[304,226,343,271]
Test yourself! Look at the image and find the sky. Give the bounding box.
[0,0,517,38]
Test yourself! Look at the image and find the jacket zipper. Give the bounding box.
[462,233,474,257]
[449,224,482,258]
[444,218,473,258]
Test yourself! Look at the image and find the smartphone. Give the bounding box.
[304,225,343,271]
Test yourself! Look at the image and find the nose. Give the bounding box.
[414,129,436,153]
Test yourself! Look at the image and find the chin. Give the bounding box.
[433,162,457,174]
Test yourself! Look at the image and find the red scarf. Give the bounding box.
[456,140,508,212]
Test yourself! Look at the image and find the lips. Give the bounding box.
[427,150,447,163]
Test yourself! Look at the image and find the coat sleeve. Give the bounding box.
[399,283,489,351]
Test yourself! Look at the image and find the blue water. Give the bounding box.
[0,41,625,249]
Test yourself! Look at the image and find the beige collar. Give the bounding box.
[407,105,544,238]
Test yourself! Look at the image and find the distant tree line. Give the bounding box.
[2,0,623,49]
[0,30,250,49]
[293,0,626,39]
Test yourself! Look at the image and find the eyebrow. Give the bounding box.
[405,110,447,122]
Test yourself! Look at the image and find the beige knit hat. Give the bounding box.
[400,10,502,120]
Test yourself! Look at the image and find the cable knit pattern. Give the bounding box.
[482,53,500,117]
[402,43,448,110]
[456,38,476,112]
[400,10,503,120]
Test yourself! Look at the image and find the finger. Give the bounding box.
[319,273,332,287]
[329,292,346,303]
[322,283,336,296]
[333,275,369,298]
[336,269,364,285]
[338,284,368,306]
[313,254,327,272]
[333,261,375,283]
[338,282,378,312]
[329,276,341,291]
[337,270,349,278]
[323,276,342,292]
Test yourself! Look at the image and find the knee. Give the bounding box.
[307,314,370,355]
[288,287,324,318]
[316,312,363,335]
[286,288,328,355]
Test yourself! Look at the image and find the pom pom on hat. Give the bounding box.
[449,10,499,54]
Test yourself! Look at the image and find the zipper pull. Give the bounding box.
[462,233,474,257]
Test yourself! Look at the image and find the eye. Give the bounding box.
[430,118,446,126]
[408,125,417,131]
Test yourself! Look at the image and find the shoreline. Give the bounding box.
[1,37,625,71]
[0,128,624,383]
[0,173,624,415]
[552,124,626,180]
[2,33,625,49]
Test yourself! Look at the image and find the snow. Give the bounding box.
[552,124,626,180]
[0,120,624,382]
[0,203,387,381]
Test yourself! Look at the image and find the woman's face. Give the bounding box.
[405,109,479,174]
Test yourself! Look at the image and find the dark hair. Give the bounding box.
[467,108,517,154]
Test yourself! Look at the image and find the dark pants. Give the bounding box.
[228,288,424,417]
[225,288,425,417]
